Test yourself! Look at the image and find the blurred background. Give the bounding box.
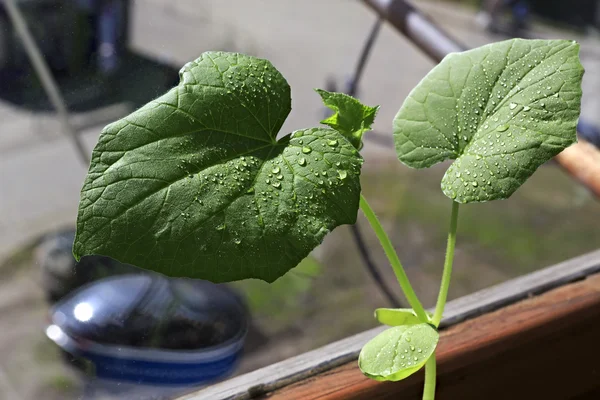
[0,0,599,399]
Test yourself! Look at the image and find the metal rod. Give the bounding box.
[347,17,383,97]
[351,224,402,307]
[4,0,90,166]
[362,0,465,63]
[342,17,403,308]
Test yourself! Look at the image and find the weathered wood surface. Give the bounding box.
[180,249,600,400]
[263,272,600,399]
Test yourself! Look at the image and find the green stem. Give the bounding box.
[432,201,460,327]
[359,194,428,322]
[422,355,437,400]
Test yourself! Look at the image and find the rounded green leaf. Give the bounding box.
[359,324,439,381]
[73,52,365,283]
[393,39,584,203]
[374,308,428,326]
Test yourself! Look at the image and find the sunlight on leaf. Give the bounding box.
[317,89,379,150]
[359,323,439,381]
[393,39,583,203]
[375,308,430,326]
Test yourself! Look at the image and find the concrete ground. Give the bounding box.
[0,1,599,399]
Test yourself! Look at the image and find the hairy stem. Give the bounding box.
[432,201,460,327]
[422,355,437,400]
[359,194,428,322]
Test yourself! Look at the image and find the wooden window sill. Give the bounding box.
[181,249,600,400]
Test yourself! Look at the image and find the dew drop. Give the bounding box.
[338,170,348,180]
[298,157,307,166]
[272,166,280,174]
[327,139,338,147]
[496,124,509,132]
[523,106,531,111]
[302,146,312,154]
[509,102,517,110]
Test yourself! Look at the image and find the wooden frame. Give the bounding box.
[180,249,600,400]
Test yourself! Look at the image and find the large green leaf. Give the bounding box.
[73,52,367,283]
[394,39,583,203]
[359,324,439,381]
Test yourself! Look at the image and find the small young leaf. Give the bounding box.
[73,52,365,283]
[317,89,380,149]
[375,308,429,326]
[359,323,439,381]
[393,39,584,203]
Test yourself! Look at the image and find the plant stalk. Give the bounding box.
[422,355,437,400]
[432,201,460,327]
[359,194,428,322]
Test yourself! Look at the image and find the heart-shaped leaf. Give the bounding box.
[73,52,368,283]
[375,308,430,326]
[394,39,584,203]
[359,323,439,381]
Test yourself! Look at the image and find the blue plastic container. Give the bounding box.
[46,274,247,398]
